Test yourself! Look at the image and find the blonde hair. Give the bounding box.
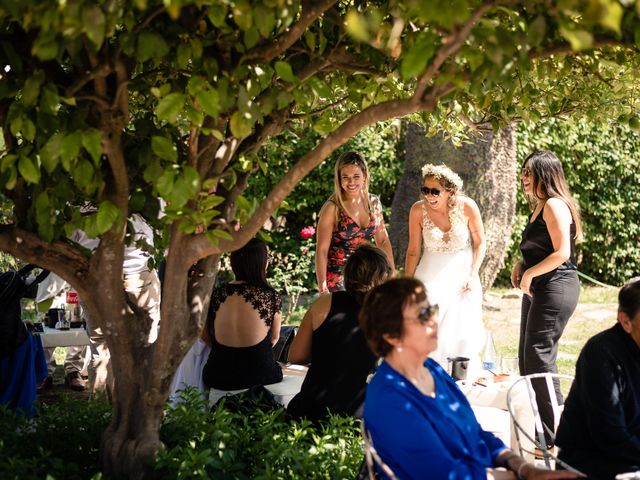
[329,151,372,219]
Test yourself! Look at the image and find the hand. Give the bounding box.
[461,275,475,292]
[519,270,533,297]
[318,282,329,295]
[510,262,522,289]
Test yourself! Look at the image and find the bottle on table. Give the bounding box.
[482,330,498,373]
[65,290,80,326]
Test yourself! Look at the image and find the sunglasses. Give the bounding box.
[521,167,532,177]
[420,186,441,197]
[415,304,440,324]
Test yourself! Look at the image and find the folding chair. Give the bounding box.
[359,419,397,480]
[506,373,582,473]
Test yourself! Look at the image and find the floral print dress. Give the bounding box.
[326,195,380,292]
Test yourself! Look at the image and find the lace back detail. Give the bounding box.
[421,199,470,253]
[209,283,282,328]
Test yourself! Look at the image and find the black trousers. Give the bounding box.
[518,270,580,445]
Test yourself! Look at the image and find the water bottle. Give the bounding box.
[482,330,498,372]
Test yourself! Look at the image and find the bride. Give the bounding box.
[405,164,487,373]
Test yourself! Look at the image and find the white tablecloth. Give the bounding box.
[39,326,90,348]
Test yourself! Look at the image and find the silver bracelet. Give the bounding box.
[516,462,528,480]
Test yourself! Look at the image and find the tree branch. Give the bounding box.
[65,64,113,97]
[244,0,338,62]
[290,96,348,119]
[414,1,496,100]
[186,94,439,262]
[76,95,111,109]
[530,37,627,59]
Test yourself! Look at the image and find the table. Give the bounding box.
[459,375,536,461]
[39,326,90,348]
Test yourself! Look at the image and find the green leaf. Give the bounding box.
[96,201,120,234]
[401,32,438,79]
[73,159,95,189]
[60,132,82,171]
[82,129,102,164]
[232,0,252,31]
[22,72,44,108]
[0,154,17,172]
[156,169,176,197]
[82,5,106,47]
[527,16,546,47]
[137,32,169,62]
[152,136,178,162]
[39,85,60,115]
[211,229,233,241]
[195,89,219,117]
[18,155,40,184]
[32,34,58,61]
[345,10,369,42]
[4,166,17,190]
[156,93,186,123]
[35,192,54,242]
[274,61,296,83]
[40,133,63,173]
[229,111,253,138]
[254,4,275,37]
[21,118,36,142]
[176,43,191,69]
[207,4,228,27]
[559,26,593,51]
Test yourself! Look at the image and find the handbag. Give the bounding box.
[272,325,298,363]
[212,384,283,414]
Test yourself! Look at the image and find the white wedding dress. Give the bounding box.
[414,199,485,375]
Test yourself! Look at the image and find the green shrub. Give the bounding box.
[0,398,110,480]
[156,391,363,479]
[1,391,362,479]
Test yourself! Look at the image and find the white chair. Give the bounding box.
[506,373,581,473]
[360,420,397,480]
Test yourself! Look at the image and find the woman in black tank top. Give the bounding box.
[511,150,583,447]
[286,244,392,422]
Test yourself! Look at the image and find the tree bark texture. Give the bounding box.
[389,122,517,291]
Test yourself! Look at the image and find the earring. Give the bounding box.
[396,345,403,353]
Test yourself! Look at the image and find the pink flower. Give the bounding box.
[301,247,308,254]
[300,226,316,239]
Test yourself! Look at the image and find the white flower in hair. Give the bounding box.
[421,164,463,191]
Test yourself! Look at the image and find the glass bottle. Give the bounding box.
[482,330,498,372]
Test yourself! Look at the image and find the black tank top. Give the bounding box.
[520,204,577,291]
[286,291,377,421]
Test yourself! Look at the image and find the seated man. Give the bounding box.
[556,277,640,479]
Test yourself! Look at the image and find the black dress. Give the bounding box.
[287,291,377,421]
[202,283,283,390]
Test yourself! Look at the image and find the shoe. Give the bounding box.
[37,376,53,393]
[65,372,86,391]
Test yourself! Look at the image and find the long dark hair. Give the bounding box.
[523,150,583,242]
[230,238,272,289]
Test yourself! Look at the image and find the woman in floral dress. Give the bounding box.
[315,152,395,293]
[404,164,486,372]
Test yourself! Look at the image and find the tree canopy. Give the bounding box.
[1,0,640,476]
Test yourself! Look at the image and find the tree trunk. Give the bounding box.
[389,122,517,291]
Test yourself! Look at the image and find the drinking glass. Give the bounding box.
[501,356,518,376]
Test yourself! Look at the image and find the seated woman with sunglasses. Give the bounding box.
[360,278,582,480]
[405,164,486,372]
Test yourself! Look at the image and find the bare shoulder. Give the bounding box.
[319,200,338,218]
[459,195,480,214]
[544,197,571,218]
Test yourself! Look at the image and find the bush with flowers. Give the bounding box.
[267,225,317,319]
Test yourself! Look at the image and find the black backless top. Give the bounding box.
[520,204,577,293]
[202,283,282,390]
[286,291,377,421]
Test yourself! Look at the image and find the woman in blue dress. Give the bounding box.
[359,278,582,480]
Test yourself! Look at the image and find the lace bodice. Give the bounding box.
[421,199,470,253]
[209,283,281,327]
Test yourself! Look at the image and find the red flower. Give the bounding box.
[300,226,316,239]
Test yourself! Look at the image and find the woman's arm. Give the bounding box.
[372,199,396,272]
[493,450,582,480]
[463,197,486,291]
[287,294,332,364]
[270,311,282,346]
[404,202,423,277]
[520,198,574,296]
[315,202,336,294]
[510,260,523,289]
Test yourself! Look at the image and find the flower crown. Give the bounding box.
[421,164,463,191]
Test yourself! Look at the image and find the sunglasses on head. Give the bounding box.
[416,304,439,324]
[420,186,441,197]
[521,167,532,177]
